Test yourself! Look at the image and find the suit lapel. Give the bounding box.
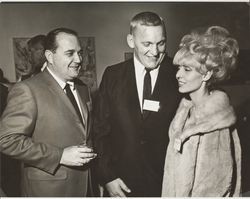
[42,69,85,132]
[125,60,144,123]
[75,83,90,136]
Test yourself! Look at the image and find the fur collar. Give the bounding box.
[171,90,236,150]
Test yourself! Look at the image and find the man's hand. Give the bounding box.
[60,145,97,166]
[105,178,131,197]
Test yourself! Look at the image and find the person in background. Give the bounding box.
[0,28,96,197]
[0,68,21,197]
[0,73,8,197]
[20,35,46,81]
[162,25,241,197]
[93,11,180,197]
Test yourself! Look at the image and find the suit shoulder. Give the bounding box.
[104,59,132,77]
[161,56,175,70]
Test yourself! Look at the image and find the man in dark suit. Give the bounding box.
[0,82,8,197]
[93,12,181,197]
[0,81,22,197]
[0,82,8,114]
[0,28,96,196]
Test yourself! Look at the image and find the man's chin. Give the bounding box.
[146,63,160,69]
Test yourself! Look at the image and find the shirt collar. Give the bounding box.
[47,67,75,90]
[134,55,146,76]
[133,55,160,74]
[67,81,75,90]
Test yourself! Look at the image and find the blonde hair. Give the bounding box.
[173,26,239,85]
[130,11,166,36]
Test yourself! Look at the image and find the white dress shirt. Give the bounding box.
[47,67,84,119]
[134,55,160,111]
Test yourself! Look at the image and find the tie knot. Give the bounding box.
[64,84,72,93]
[64,83,70,90]
[65,83,75,91]
[145,68,151,74]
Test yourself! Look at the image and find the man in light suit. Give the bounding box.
[0,28,96,197]
[93,12,181,197]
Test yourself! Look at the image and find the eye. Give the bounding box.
[65,52,74,57]
[184,66,192,72]
[158,40,165,46]
[78,51,83,58]
[178,65,191,72]
[142,42,150,47]
[78,50,83,55]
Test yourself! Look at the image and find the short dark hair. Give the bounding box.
[27,35,46,50]
[45,27,78,52]
[130,11,166,35]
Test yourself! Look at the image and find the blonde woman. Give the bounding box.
[162,26,241,197]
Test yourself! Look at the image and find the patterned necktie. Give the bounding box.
[143,68,152,117]
[64,83,83,124]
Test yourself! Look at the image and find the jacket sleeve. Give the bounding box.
[92,68,118,185]
[0,83,63,174]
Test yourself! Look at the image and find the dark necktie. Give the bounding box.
[143,68,152,117]
[64,83,83,124]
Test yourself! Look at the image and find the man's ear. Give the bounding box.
[127,34,135,49]
[202,70,213,82]
[45,50,53,65]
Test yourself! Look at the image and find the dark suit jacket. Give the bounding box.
[93,56,181,196]
[0,83,8,114]
[0,69,93,197]
[0,83,8,197]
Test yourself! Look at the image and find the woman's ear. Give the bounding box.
[202,70,213,82]
[127,34,135,49]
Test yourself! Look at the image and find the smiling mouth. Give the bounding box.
[70,65,80,69]
[178,81,185,86]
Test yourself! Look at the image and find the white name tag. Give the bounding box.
[143,100,160,112]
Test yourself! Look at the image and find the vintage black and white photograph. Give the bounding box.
[0,1,249,197]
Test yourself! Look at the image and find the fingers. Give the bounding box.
[77,145,94,153]
[109,188,126,197]
[118,179,131,193]
[106,178,131,197]
[77,157,95,165]
[60,145,97,166]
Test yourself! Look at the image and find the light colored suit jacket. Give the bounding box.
[0,69,93,197]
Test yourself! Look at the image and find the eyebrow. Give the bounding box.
[142,39,166,44]
[64,49,83,54]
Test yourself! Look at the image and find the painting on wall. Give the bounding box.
[78,37,97,93]
[12,36,97,92]
[13,37,33,81]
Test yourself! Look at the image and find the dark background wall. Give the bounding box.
[0,2,249,85]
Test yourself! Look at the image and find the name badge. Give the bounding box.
[143,100,160,112]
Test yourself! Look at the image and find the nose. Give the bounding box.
[176,68,182,79]
[150,44,159,56]
[74,52,82,63]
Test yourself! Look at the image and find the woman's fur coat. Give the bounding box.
[162,90,241,197]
